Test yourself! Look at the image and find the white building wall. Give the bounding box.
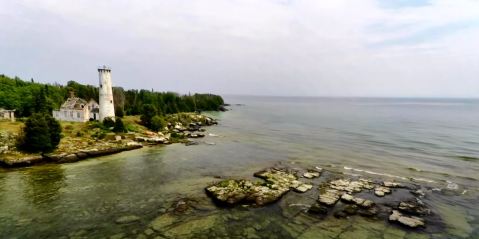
[53,109,89,122]
[98,67,115,121]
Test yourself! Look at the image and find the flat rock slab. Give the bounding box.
[389,210,425,228]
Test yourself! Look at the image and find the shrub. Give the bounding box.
[113,117,126,133]
[150,116,166,132]
[103,117,115,128]
[140,104,157,128]
[17,113,62,153]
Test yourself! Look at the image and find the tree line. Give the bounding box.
[0,74,224,118]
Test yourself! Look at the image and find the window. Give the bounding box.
[70,111,73,117]
[77,112,80,118]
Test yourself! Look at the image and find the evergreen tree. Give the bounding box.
[18,113,62,153]
[150,115,165,132]
[140,104,157,128]
[113,117,126,133]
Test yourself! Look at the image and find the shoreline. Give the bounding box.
[0,113,219,168]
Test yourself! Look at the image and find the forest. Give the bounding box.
[0,74,225,118]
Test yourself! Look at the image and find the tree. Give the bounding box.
[150,115,165,132]
[18,113,62,153]
[45,114,62,147]
[103,117,115,128]
[113,117,126,133]
[140,104,157,128]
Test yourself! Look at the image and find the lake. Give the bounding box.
[0,96,478,238]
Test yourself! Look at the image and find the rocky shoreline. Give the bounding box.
[205,166,442,231]
[0,114,218,168]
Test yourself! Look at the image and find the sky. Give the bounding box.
[0,0,478,97]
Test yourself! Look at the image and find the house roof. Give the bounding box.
[60,97,88,110]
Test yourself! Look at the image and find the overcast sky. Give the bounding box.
[1,0,478,97]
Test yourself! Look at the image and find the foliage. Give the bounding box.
[140,104,157,129]
[17,113,62,153]
[150,115,166,132]
[103,117,115,128]
[0,74,224,118]
[113,117,126,133]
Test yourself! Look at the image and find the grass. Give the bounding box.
[0,120,23,134]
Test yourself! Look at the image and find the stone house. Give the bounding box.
[53,98,100,122]
[0,108,15,122]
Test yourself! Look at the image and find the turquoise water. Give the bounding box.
[0,96,478,238]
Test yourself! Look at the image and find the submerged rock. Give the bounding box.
[115,215,140,224]
[389,210,425,228]
[308,203,329,215]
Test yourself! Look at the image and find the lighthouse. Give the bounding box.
[98,66,115,121]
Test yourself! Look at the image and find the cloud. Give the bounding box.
[0,0,478,97]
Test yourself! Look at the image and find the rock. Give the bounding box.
[62,154,79,162]
[359,199,375,208]
[206,168,304,206]
[383,181,402,188]
[329,179,367,193]
[318,189,342,206]
[374,186,391,197]
[398,200,430,215]
[185,141,199,146]
[205,179,288,206]
[115,135,122,141]
[293,183,313,193]
[343,205,358,215]
[340,193,354,203]
[144,229,154,236]
[115,215,140,224]
[173,199,190,213]
[411,189,426,198]
[358,207,378,217]
[389,210,425,228]
[308,203,328,215]
[341,194,374,208]
[127,141,142,147]
[150,214,177,231]
[303,171,320,179]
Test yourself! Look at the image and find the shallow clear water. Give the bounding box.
[0,96,478,238]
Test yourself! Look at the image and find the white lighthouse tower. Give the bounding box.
[98,66,115,121]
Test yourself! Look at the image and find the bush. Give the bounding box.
[150,116,165,132]
[17,113,62,153]
[113,117,126,133]
[103,117,115,128]
[140,104,157,128]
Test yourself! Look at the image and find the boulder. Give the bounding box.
[389,210,425,228]
[398,200,430,215]
[303,171,320,179]
[205,179,288,206]
[308,203,329,215]
[375,186,391,197]
[329,179,371,193]
[293,183,313,193]
[318,189,342,206]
